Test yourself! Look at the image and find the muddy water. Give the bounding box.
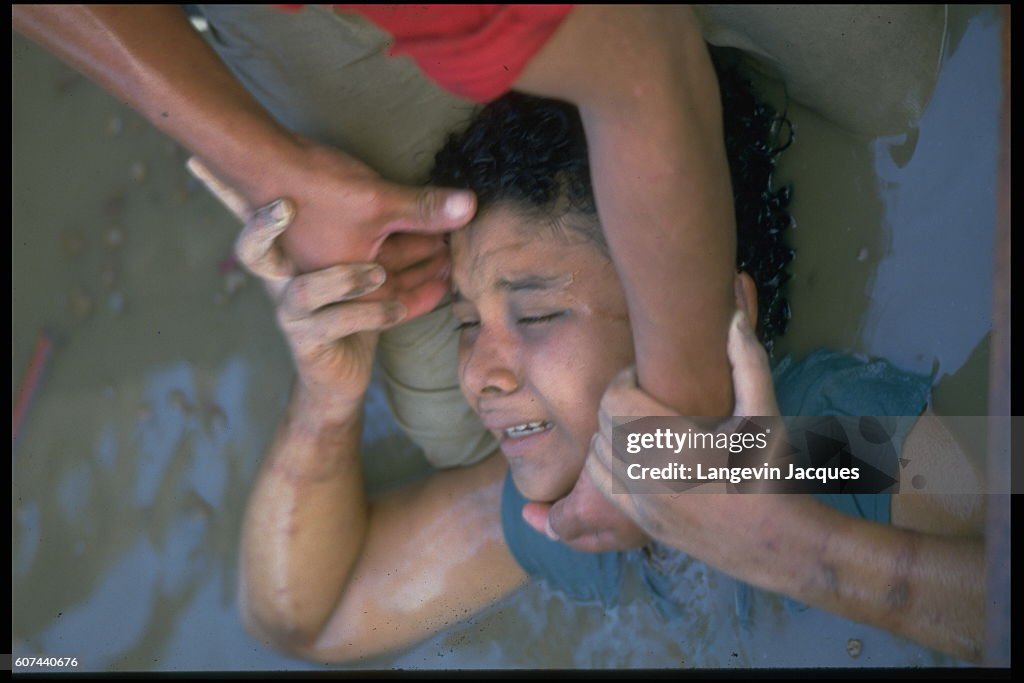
[11,5,1001,671]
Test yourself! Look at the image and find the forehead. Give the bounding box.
[450,206,606,293]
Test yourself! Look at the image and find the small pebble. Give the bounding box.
[912,474,927,490]
[856,247,869,262]
[105,228,124,248]
[106,115,124,137]
[68,287,94,322]
[846,638,862,658]
[130,161,147,183]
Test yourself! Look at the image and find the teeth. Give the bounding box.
[504,421,551,438]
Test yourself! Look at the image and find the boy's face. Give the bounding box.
[451,205,635,502]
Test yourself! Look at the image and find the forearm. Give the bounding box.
[13,4,300,203]
[240,385,367,650]
[734,498,984,661]
[518,5,735,415]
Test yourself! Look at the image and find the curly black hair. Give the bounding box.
[430,51,794,350]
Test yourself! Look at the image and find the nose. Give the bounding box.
[460,324,521,398]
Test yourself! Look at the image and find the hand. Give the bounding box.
[226,137,474,285]
[521,473,649,553]
[190,153,462,325]
[515,310,779,554]
[234,199,450,418]
[580,310,797,574]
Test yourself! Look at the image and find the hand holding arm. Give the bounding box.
[584,311,985,661]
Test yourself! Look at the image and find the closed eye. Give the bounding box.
[454,320,479,331]
[518,312,564,326]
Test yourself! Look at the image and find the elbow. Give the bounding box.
[237,580,327,662]
[239,601,318,661]
[238,596,369,664]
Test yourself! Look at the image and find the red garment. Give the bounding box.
[278,5,574,102]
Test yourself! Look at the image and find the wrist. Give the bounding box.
[268,384,364,484]
[196,118,306,208]
[290,382,364,433]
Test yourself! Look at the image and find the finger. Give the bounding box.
[278,263,386,321]
[235,199,297,281]
[727,309,779,416]
[377,184,477,237]
[599,365,678,429]
[376,233,447,273]
[392,277,451,322]
[281,299,406,355]
[590,429,611,467]
[520,502,558,540]
[379,250,452,321]
[388,249,450,292]
[545,470,606,544]
[548,466,646,553]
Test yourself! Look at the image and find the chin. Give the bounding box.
[510,466,576,503]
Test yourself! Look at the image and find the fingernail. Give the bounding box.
[388,301,407,324]
[733,309,750,333]
[544,517,560,542]
[435,260,451,282]
[365,265,386,286]
[444,192,474,220]
[254,198,294,229]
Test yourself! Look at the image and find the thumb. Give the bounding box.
[521,502,560,540]
[728,309,779,416]
[379,184,477,237]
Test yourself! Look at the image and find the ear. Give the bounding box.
[734,271,759,333]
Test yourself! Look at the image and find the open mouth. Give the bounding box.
[503,421,553,439]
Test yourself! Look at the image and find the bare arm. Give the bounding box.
[233,203,524,661]
[12,5,477,275]
[515,4,736,416]
[13,5,297,209]
[241,387,523,660]
[586,315,986,661]
[780,499,984,662]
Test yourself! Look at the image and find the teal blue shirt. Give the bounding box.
[500,349,932,620]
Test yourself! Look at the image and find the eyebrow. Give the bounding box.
[451,274,572,304]
[497,274,571,292]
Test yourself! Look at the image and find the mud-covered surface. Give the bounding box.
[12,5,1000,672]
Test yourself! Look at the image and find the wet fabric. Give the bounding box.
[500,348,933,616]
